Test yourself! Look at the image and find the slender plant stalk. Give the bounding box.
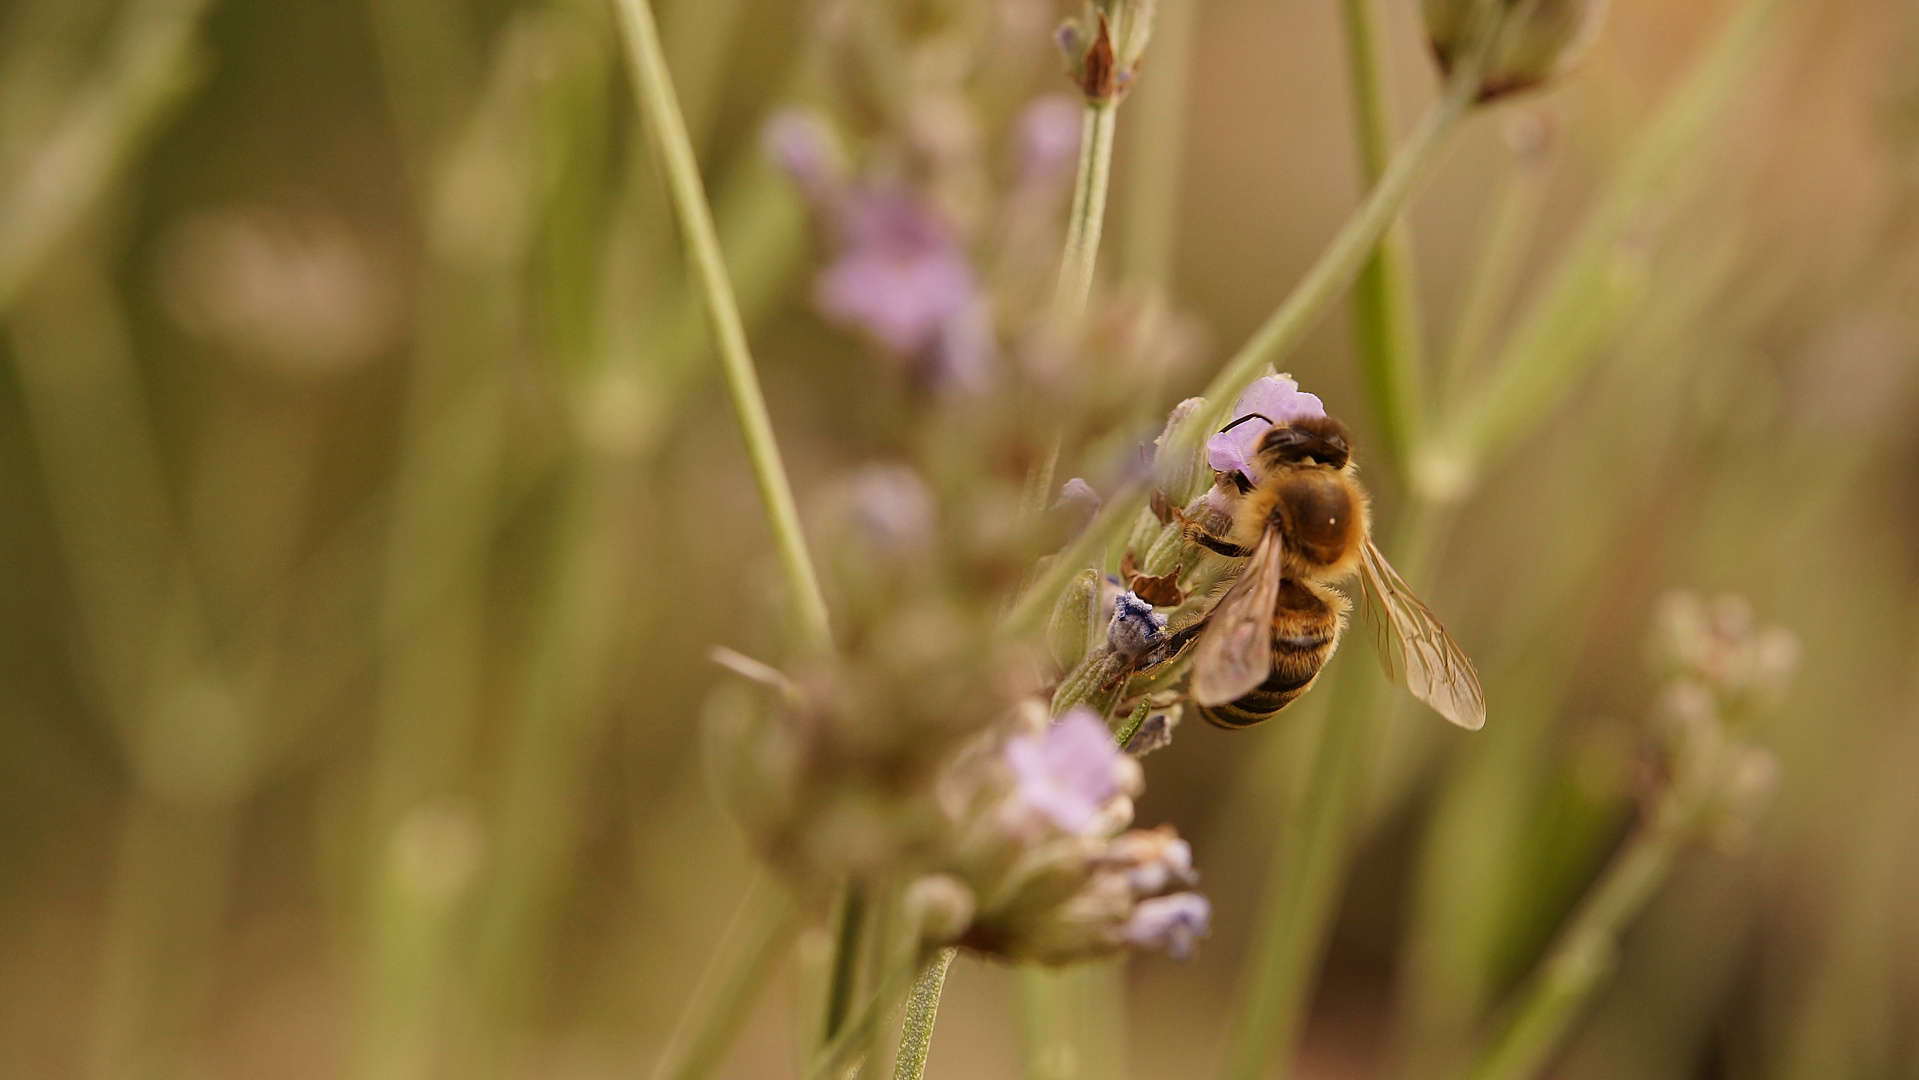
[822,887,867,1044]
[1459,809,1689,1080]
[1191,58,1480,438]
[1056,99,1118,321]
[890,949,958,1080]
[1339,0,1431,469]
[613,0,833,655]
[1429,0,1795,485]
[805,955,927,1080]
[1218,507,1453,1080]
[648,876,803,1080]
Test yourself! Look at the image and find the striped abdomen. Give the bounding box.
[1198,580,1345,729]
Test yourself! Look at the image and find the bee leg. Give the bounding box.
[1184,526,1254,559]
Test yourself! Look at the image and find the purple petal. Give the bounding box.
[1205,375,1327,479]
[1003,708,1131,835]
[1125,892,1212,960]
[1014,95,1083,182]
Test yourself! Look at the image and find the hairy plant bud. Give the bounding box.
[1424,0,1610,102]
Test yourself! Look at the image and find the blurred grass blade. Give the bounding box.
[650,875,801,1080]
[0,0,214,311]
[613,0,832,655]
[1428,0,1798,492]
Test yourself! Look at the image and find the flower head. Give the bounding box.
[1424,0,1609,102]
[1125,893,1211,960]
[1206,375,1326,480]
[762,107,846,201]
[1002,707,1143,836]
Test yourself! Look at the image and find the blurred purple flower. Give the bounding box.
[843,463,937,554]
[1125,892,1211,960]
[814,189,996,390]
[1206,375,1326,479]
[1003,707,1139,836]
[1015,94,1083,183]
[1108,826,1196,894]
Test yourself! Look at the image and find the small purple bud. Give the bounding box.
[1206,375,1327,480]
[1109,826,1196,894]
[843,463,937,554]
[1106,592,1167,663]
[1125,892,1211,960]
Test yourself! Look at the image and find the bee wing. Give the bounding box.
[1189,529,1284,706]
[1358,539,1486,730]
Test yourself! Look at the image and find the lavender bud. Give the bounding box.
[1124,892,1211,960]
[1107,824,1196,894]
[1124,705,1181,757]
[1424,0,1609,102]
[1049,569,1104,671]
[1014,94,1084,183]
[1106,592,1168,663]
[905,873,978,946]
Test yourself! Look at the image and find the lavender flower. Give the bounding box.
[1106,592,1167,663]
[1125,893,1211,960]
[814,188,997,391]
[1206,374,1326,480]
[1002,707,1143,836]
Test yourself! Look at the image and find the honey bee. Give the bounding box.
[1175,413,1485,731]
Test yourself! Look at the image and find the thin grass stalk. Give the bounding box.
[822,887,868,1043]
[1218,506,1454,1080]
[648,876,804,1080]
[613,0,833,655]
[1056,99,1118,321]
[1428,0,1797,488]
[805,956,927,1080]
[1458,813,1686,1080]
[1339,0,1430,470]
[890,949,958,1080]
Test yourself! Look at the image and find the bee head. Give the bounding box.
[1257,415,1352,470]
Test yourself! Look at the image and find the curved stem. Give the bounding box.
[821,887,867,1044]
[613,0,833,655]
[890,949,958,1080]
[1340,0,1430,472]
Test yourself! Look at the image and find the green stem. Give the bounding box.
[1457,811,1688,1080]
[613,0,833,655]
[648,877,802,1080]
[1056,99,1118,321]
[1339,0,1430,471]
[806,956,925,1080]
[1217,508,1452,1080]
[890,949,957,1080]
[822,887,867,1044]
[1192,59,1479,437]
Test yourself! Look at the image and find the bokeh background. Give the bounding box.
[3,0,1918,1078]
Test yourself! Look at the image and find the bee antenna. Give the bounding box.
[1218,412,1276,434]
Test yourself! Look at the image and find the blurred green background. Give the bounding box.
[2,0,1918,1078]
